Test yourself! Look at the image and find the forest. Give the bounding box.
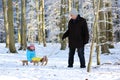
[0,0,120,80]
[0,0,119,52]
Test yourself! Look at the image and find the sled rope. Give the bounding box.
[47,50,60,57]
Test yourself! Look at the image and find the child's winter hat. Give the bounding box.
[29,44,35,50]
[70,8,78,16]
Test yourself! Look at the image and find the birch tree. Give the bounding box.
[87,0,113,72]
[87,0,106,72]
[87,0,100,72]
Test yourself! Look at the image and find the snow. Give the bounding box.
[0,43,120,80]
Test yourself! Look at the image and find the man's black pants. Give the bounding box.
[68,47,86,68]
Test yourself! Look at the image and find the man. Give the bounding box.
[62,8,89,68]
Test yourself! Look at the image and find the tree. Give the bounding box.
[87,0,101,72]
[2,0,9,48]
[68,0,72,12]
[87,0,113,72]
[75,0,79,11]
[35,0,42,44]
[19,0,27,50]
[105,1,114,48]
[27,0,36,43]
[59,0,67,50]
[99,0,110,54]
[41,0,46,47]
[34,0,46,46]
[7,0,17,53]
[16,0,21,44]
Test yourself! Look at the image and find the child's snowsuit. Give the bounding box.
[26,46,36,61]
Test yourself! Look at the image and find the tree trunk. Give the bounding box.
[96,21,101,65]
[87,0,97,72]
[41,0,46,47]
[87,0,101,72]
[36,0,42,44]
[19,0,27,50]
[87,17,96,72]
[36,0,40,44]
[96,0,101,65]
[16,0,21,43]
[27,4,32,43]
[59,0,67,50]
[105,2,114,48]
[72,0,75,8]
[99,0,110,54]
[87,40,95,72]
[2,0,9,48]
[75,0,79,11]
[27,2,36,43]
[7,0,17,53]
[68,0,72,12]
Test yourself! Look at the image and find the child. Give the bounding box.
[26,44,36,62]
[26,44,48,65]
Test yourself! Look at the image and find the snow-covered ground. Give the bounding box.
[0,43,120,80]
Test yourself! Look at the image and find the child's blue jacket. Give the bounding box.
[26,49,36,61]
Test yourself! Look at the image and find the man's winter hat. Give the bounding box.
[70,8,78,16]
